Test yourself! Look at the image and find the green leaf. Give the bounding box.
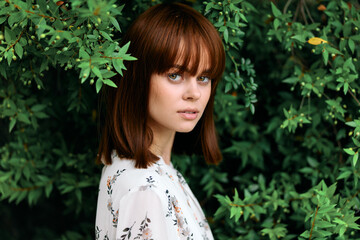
[334,218,347,225]
[8,12,23,27]
[0,16,7,25]
[353,152,358,166]
[344,82,349,95]
[110,17,121,32]
[322,49,328,65]
[34,112,49,119]
[92,66,102,80]
[31,104,46,112]
[122,54,137,61]
[96,79,103,93]
[291,34,306,43]
[9,118,16,132]
[300,230,310,238]
[326,46,342,55]
[250,104,255,114]
[103,79,117,88]
[299,167,314,174]
[307,157,319,168]
[80,67,90,83]
[223,28,229,43]
[239,13,248,23]
[0,171,12,182]
[344,58,356,73]
[344,148,355,155]
[348,39,355,54]
[79,47,90,59]
[112,58,125,76]
[45,184,53,198]
[4,27,14,44]
[100,31,112,41]
[352,137,360,147]
[337,171,352,180]
[271,2,282,18]
[119,41,131,56]
[17,113,31,124]
[345,121,356,127]
[339,225,347,236]
[274,19,280,30]
[350,34,360,41]
[14,44,23,59]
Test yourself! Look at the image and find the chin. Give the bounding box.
[176,125,197,133]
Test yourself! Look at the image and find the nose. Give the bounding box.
[183,77,201,101]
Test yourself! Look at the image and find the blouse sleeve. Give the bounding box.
[116,187,170,240]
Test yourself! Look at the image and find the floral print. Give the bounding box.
[118,221,135,240]
[134,213,153,240]
[95,153,214,240]
[105,169,126,227]
[118,212,154,240]
[141,228,152,239]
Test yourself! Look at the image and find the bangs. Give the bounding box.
[144,3,225,83]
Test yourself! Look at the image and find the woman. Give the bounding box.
[95,2,225,239]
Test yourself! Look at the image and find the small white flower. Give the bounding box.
[142,228,152,239]
[182,227,190,236]
[177,216,185,228]
[107,198,112,210]
[157,166,164,175]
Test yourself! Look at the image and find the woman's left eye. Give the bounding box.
[198,76,211,84]
[168,73,181,81]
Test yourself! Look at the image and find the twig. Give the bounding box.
[293,1,300,22]
[283,0,293,14]
[300,0,308,25]
[299,95,305,110]
[308,94,311,116]
[100,55,124,60]
[322,92,331,100]
[5,30,24,52]
[303,0,315,23]
[309,205,319,240]
[229,202,262,207]
[348,89,360,107]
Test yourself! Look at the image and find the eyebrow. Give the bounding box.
[171,64,211,75]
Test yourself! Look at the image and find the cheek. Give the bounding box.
[149,81,175,110]
[203,86,212,105]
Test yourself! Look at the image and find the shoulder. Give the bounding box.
[99,153,169,197]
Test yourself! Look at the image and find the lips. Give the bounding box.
[177,109,199,114]
[179,111,197,114]
[177,109,199,120]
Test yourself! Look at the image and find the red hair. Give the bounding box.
[97,3,225,168]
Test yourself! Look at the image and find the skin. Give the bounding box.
[148,54,212,165]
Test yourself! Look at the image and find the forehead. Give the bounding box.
[171,40,211,75]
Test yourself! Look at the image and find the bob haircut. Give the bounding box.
[97,3,225,168]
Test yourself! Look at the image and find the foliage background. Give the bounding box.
[0,0,360,239]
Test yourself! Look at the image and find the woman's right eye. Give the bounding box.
[168,73,181,82]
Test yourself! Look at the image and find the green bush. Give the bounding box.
[1,0,359,239]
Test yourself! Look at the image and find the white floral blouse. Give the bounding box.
[95,152,214,240]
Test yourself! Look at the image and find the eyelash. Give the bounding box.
[168,73,181,81]
[167,73,211,84]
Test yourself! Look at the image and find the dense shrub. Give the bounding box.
[0,0,359,239]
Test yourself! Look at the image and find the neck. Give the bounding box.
[149,129,175,166]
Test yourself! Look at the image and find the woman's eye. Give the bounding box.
[168,73,181,81]
[198,76,211,84]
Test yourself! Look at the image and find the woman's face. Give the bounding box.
[147,56,212,135]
